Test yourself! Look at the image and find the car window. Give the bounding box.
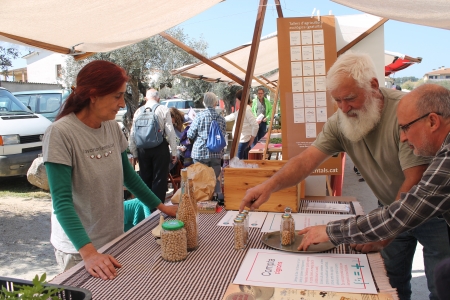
[187,101,195,108]
[0,90,31,114]
[38,93,62,113]
[160,100,167,106]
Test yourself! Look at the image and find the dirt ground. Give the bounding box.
[0,196,60,281]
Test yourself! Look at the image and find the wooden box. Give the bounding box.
[223,160,304,212]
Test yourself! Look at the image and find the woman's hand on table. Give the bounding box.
[79,243,122,280]
[239,183,272,212]
[158,203,178,217]
[297,225,329,251]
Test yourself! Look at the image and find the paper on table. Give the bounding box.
[234,249,378,294]
[261,212,354,232]
[256,113,265,122]
[217,210,267,228]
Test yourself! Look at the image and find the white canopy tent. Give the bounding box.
[0,0,222,56]
[332,0,450,30]
[172,14,386,86]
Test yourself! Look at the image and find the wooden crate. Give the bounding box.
[223,160,304,212]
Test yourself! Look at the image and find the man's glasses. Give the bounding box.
[399,112,441,133]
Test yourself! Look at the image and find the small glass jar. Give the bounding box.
[280,213,295,246]
[234,217,246,250]
[161,220,187,262]
[237,213,249,244]
[284,207,292,214]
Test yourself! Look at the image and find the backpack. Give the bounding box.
[133,104,164,149]
[206,113,226,153]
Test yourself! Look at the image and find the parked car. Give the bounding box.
[160,98,224,116]
[0,87,52,177]
[13,89,71,122]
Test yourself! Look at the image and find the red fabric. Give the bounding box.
[385,58,414,76]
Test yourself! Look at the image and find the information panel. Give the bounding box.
[278,16,338,164]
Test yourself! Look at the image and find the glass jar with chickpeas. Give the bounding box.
[161,220,187,262]
[280,213,295,246]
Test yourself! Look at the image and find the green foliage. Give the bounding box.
[416,80,450,90]
[401,80,416,91]
[0,46,19,77]
[393,76,419,85]
[0,273,62,299]
[270,138,282,144]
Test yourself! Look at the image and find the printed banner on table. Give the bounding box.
[234,249,377,294]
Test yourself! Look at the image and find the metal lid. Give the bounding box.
[162,219,185,230]
[281,213,292,219]
[237,213,246,219]
[234,217,244,223]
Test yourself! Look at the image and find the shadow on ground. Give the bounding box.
[0,196,59,280]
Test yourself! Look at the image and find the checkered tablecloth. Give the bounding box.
[50,201,395,299]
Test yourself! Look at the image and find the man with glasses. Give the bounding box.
[297,84,450,300]
[240,52,450,300]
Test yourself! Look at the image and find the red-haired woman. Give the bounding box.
[42,60,177,280]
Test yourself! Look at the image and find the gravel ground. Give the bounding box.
[0,196,59,281]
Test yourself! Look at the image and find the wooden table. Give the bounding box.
[50,198,396,299]
[248,139,282,160]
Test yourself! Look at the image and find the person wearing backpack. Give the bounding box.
[187,92,226,199]
[129,89,178,203]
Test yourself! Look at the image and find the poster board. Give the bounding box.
[277,16,341,174]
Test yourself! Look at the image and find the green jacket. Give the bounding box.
[251,97,272,123]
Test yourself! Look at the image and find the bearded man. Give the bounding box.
[240,52,450,300]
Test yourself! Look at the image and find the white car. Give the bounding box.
[160,98,223,116]
[0,87,52,177]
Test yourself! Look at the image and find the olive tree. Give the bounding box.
[0,46,19,77]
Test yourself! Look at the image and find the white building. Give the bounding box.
[22,50,67,84]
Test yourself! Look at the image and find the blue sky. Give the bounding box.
[5,0,450,79]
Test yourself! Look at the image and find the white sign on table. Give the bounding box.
[217,211,268,228]
[261,213,354,233]
[234,249,377,294]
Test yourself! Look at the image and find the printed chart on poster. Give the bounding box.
[278,17,337,159]
[234,249,378,294]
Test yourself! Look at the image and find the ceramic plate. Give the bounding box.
[261,230,336,253]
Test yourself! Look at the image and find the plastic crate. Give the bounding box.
[0,276,92,300]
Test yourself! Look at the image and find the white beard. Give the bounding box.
[338,94,382,142]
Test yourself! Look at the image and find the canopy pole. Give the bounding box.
[337,18,388,56]
[230,0,268,159]
[262,82,280,160]
[274,0,284,18]
[160,32,245,86]
[260,0,283,160]
[220,56,276,93]
[260,75,277,87]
